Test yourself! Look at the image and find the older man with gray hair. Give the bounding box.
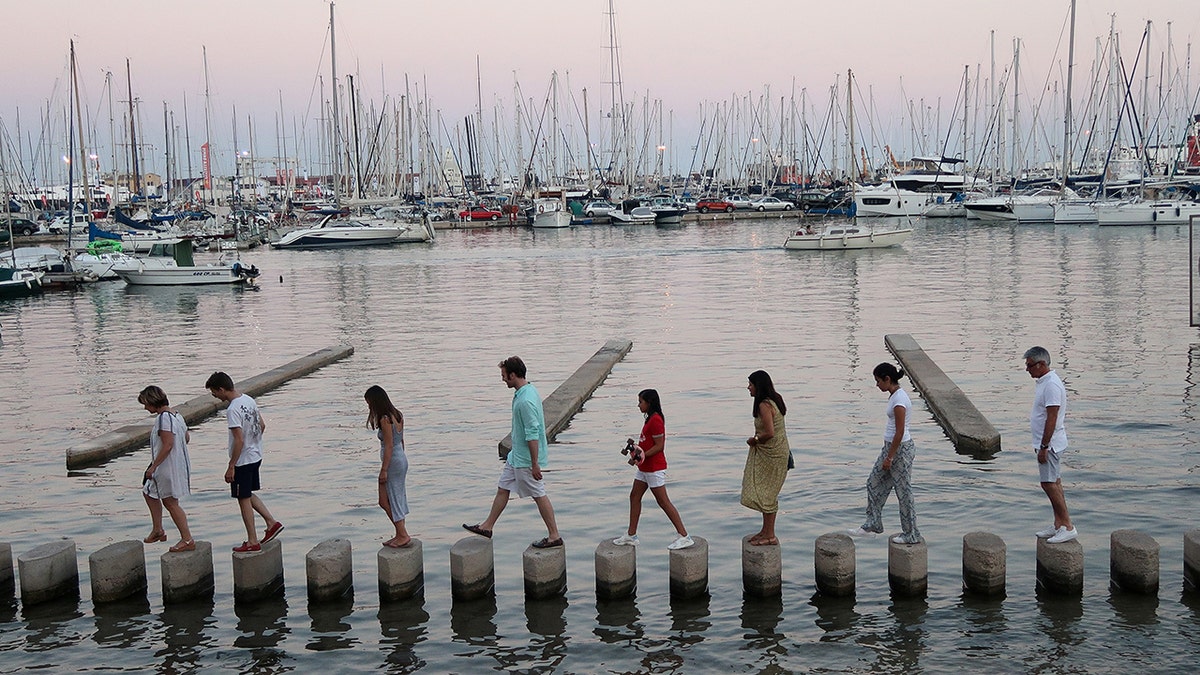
[1023,346,1076,543]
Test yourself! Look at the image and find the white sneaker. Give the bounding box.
[1047,527,1078,544]
[612,533,639,546]
[846,527,880,538]
[668,535,695,550]
[892,534,921,545]
[1035,524,1058,538]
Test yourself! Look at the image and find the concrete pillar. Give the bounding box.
[669,536,708,599]
[0,543,12,599]
[18,540,79,606]
[88,540,147,605]
[161,540,214,604]
[1184,529,1200,594]
[523,543,567,599]
[742,534,782,597]
[1036,537,1083,597]
[594,540,636,600]
[306,538,353,602]
[232,539,284,603]
[450,537,494,601]
[379,540,424,602]
[814,533,855,597]
[1110,529,1159,595]
[962,531,1006,596]
[888,536,928,598]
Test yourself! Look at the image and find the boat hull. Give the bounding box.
[784,228,912,250]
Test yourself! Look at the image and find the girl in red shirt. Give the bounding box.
[612,389,695,550]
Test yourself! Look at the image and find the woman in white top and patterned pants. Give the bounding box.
[848,363,921,545]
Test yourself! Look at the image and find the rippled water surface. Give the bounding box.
[2,217,1199,672]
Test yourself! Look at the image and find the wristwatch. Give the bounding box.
[1039,443,1049,450]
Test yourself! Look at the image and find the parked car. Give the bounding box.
[582,200,618,217]
[458,205,503,221]
[751,196,794,212]
[695,198,735,213]
[3,217,41,236]
[726,194,755,210]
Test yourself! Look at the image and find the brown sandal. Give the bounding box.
[169,539,195,553]
[143,531,167,544]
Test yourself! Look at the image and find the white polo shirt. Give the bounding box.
[1030,370,1068,452]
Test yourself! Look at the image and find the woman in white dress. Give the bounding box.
[138,385,195,552]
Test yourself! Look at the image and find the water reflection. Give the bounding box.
[158,599,217,673]
[233,595,291,669]
[1,596,16,624]
[20,596,85,652]
[739,595,788,669]
[92,596,152,648]
[449,595,498,649]
[593,596,643,645]
[654,595,711,670]
[524,595,569,670]
[866,597,928,672]
[1107,593,1159,629]
[1030,595,1084,669]
[306,595,356,651]
[378,601,429,673]
[810,593,860,640]
[955,593,1008,659]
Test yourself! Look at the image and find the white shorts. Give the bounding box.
[1037,448,1063,483]
[634,469,667,489]
[498,463,547,498]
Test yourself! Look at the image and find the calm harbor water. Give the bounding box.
[1,216,1199,673]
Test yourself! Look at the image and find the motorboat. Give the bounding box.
[783,221,912,250]
[963,188,1061,223]
[531,197,572,228]
[889,156,986,193]
[609,199,656,225]
[271,213,431,249]
[113,239,260,286]
[0,267,44,299]
[646,196,687,225]
[71,239,137,281]
[854,184,954,217]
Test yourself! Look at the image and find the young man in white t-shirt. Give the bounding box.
[1023,346,1076,544]
[206,371,284,552]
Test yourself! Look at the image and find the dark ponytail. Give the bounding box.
[872,362,905,383]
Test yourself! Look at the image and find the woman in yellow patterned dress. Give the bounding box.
[741,370,790,546]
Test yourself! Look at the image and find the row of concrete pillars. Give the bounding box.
[4,529,1197,609]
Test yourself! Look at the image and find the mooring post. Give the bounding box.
[594,539,636,600]
[88,540,147,605]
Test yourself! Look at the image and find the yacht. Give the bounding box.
[272,214,432,249]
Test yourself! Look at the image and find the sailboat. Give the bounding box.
[785,69,911,251]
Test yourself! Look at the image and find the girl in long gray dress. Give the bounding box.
[366,385,410,547]
[138,385,195,552]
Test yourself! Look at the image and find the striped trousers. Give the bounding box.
[860,440,919,539]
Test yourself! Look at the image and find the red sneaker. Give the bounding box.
[233,541,261,553]
[262,522,285,543]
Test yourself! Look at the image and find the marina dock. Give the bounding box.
[884,334,1001,455]
[65,345,355,469]
[498,338,633,458]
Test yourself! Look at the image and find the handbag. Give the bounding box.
[787,451,795,470]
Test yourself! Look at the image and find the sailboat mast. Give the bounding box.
[1062,0,1076,184]
[329,1,342,203]
[126,59,141,197]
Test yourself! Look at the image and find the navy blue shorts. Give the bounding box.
[231,461,262,499]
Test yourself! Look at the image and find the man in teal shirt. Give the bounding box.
[463,356,563,548]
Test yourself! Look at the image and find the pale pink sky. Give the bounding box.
[3,0,1198,176]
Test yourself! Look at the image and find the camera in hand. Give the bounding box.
[621,438,643,465]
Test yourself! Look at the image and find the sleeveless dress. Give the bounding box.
[740,400,789,513]
[379,419,409,522]
[143,411,191,500]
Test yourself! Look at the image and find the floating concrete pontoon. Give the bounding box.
[884,334,1000,455]
[1187,530,1200,594]
[499,339,633,458]
[67,345,355,469]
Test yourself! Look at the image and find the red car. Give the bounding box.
[459,205,502,221]
[696,198,735,214]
